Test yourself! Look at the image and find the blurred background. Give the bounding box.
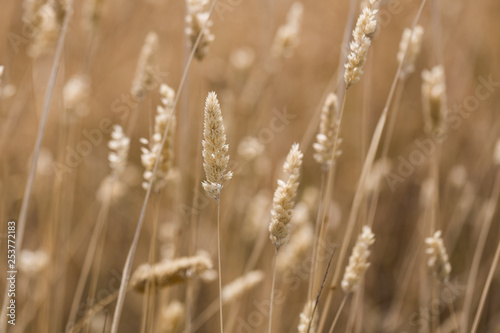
[1,0,500,332]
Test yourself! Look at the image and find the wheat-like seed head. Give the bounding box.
[344,0,380,88]
[237,136,265,162]
[243,191,271,240]
[131,253,213,292]
[221,270,264,303]
[397,26,424,79]
[202,91,232,200]
[341,225,375,293]
[313,93,342,168]
[108,125,130,176]
[96,175,127,203]
[141,84,176,191]
[158,301,185,333]
[131,31,159,98]
[186,0,214,61]
[297,300,317,333]
[82,0,104,32]
[230,47,256,73]
[22,0,45,26]
[63,74,90,114]
[29,2,59,58]
[19,249,49,275]
[422,65,447,134]
[271,2,304,59]
[425,230,451,282]
[269,143,303,249]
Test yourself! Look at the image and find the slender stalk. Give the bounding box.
[216,199,224,333]
[66,183,113,328]
[317,2,428,329]
[0,1,74,330]
[470,238,500,333]
[307,170,327,302]
[186,64,205,333]
[445,285,459,332]
[328,295,348,333]
[365,80,405,229]
[460,170,500,332]
[109,1,219,331]
[268,249,278,333]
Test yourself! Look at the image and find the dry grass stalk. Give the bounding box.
[298,300,317,333]
[421,65,447,134]
[313,92,342,169]
[202,91,233,200]
[63,74,90,119]
[131,31,159,98]
[221,270,264,303]
[269,143,303,249]
[29,2,60,57]
[130,253,213,292]
[141,84,176,191]
[186,0,214,61]
[271,2,304,59]
[425,230,451,282]
[397,25,424,78]
[108,125,130,176]
[341,226,375,294]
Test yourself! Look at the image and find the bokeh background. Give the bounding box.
[1,0,500,332]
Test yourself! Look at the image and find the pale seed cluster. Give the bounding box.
[63,74,90,121]
[421,65,447,134]
[425,230,451,282]
[141,84,176,191]
[19,249,49,275]
[28,2,60,57]
[269,143,303,249]
[341,225,375,293]
[131,253,213,292]
[397,26,424,78]
[186,0,214,61]
[313,93,342,168]
[271,2,304,59]
[158,301,185,333]
[108,125,130,176]
[221,270,264,303]
[131,32,159,98]
[297,300,317,333]
[82,0,104,32]
[202,92,232,200]
[344,0,380,88]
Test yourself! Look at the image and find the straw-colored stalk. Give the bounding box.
[201,91,232,333]
[268,143,303,333]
